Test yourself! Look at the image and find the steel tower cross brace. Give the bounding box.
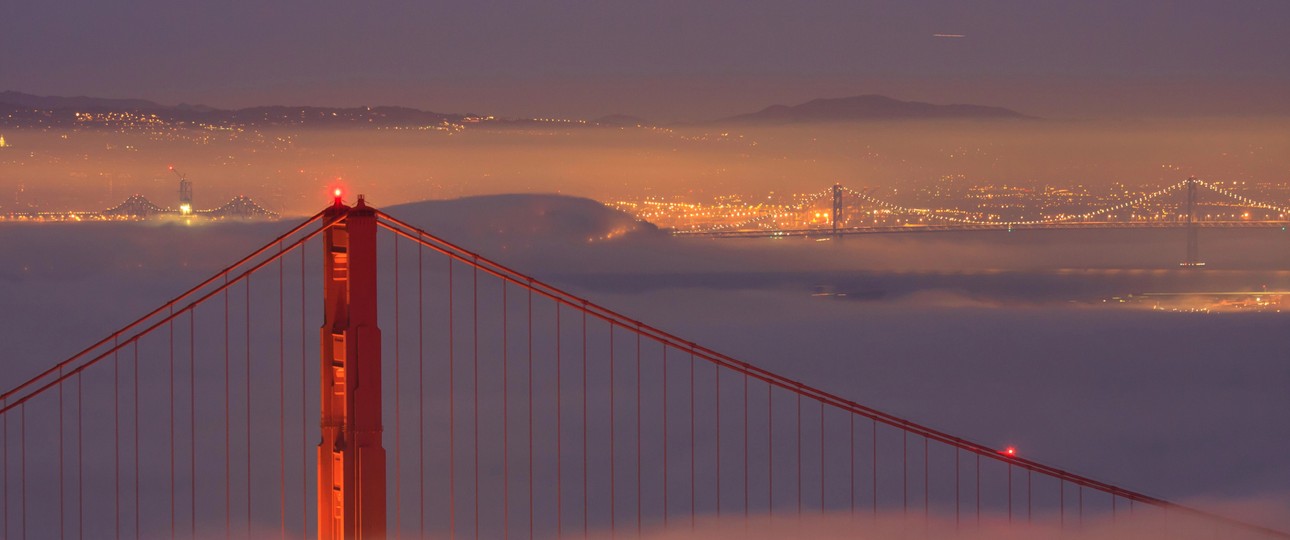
[319,195,387,539]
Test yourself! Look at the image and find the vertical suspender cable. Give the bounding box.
[60,366,65,540]
[20,403,26,540]
[79,373,84,540]
[503,282,509,540]
[608,321,615,535]
[582,307,588,537]
[662,346,668,528]
[743,372,749,521]
[527,286,533,540]
[448,259,456,540]
[767,385,772,518]
[689,352,695,528]
[170,305,177,539]
[714,365,720,518]
[556,302,562,537]
[419,239,426,539]
[3,395,6,540]
[135,340,141,539]
[395,235,401,537]
[849,414,855,516]
[224,284,230,539]
[116,335,121,540]
[635,328,641,536]
[299,245,307,538]
[473,263,479,540]
[278,245,285,539]
[796,394,801,517]
[191,309,198,539]
[244,277,251,538]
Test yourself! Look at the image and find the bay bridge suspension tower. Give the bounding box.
[171,165,194,215]
[1181,176,1204,268]
[831,182,843,237]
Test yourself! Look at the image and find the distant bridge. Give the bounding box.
[3,194,278,221]
[672,178,1290,266]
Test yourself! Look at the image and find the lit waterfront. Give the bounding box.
[609,177,1290,232]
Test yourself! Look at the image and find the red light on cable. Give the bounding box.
[1002,446,1017,457]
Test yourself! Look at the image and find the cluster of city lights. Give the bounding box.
[692,188,834,232]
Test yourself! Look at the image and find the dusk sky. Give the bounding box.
[4,1,1289,119]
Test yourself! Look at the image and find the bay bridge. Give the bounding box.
[1,193,278,222]
[1,192,1286,539]
[672,177,1290,268]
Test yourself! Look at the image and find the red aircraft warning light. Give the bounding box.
[1002,446,1017,457]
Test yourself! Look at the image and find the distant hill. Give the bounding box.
[719,94,1032,123]
[0,91,477,129]
[0,90,1030,130]
[0,91,164,111]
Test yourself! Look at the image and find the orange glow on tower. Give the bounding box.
[318,196,386,539]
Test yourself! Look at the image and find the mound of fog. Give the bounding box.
[384,193,662,247]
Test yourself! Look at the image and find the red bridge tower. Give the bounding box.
[318,194,387,539]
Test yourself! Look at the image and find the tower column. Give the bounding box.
[1183,176,1203,268]
[831,183,844,237]
[319,195,387,539]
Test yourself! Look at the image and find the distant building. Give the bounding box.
[0,134,9,148]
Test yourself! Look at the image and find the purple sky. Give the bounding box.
[3,1,1289,119]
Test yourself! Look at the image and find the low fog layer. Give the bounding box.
[3,117,1288,215]
[1,194,1287,533]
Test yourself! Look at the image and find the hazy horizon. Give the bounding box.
[4,2,1288,121]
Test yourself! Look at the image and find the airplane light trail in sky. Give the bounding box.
[933,33,966,38]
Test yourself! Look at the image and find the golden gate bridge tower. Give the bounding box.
[318,194,386,539]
